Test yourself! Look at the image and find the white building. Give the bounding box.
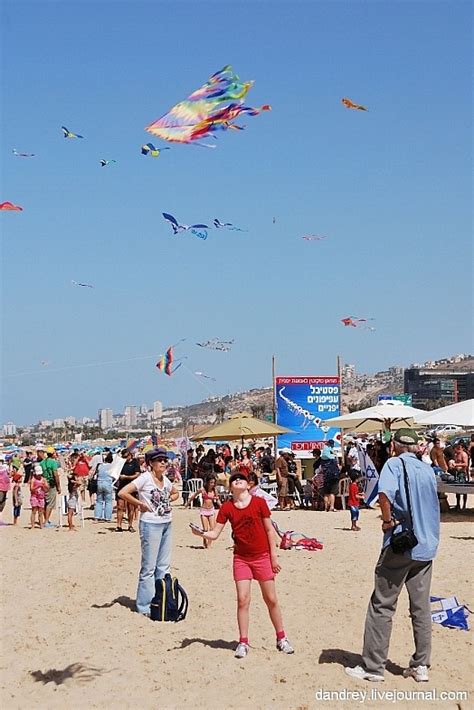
[99,408,113,430]
[64,416,76,426]
[140,404,148,415]
[124,405,137,428]
[53,418,64,428]
[153,400,163,419]
[3,422,17,436]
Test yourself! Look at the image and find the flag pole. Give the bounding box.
[272,354,277,459]
[337,355,344,467]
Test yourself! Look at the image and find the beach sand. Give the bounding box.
[1,497,473,710]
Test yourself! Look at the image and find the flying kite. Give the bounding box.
[100,159,116,167]
[213,218,245,231]
[194,371,217,381]
[0,201,23,211]
[196,338,234,352]
[145,65,271,147]
[61,126,84,139]
[71,280,94,288]
[302,235,327,241]
[141,143,170,157]
[162,213,208,240]
[341,316,375,331]
[156,344,187,376]
[12,148,35,157]
[341,98,368,111]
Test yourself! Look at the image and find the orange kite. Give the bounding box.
[342,98,368,111]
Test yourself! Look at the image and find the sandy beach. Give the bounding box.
[1,496,473,710]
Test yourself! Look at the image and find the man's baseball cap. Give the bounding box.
[145,447,168,463]
[393,428,419,445]
[46,446,55,454]
[229,469,249,484]
[281,447,292,454]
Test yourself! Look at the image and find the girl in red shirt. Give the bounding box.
[348,470,364,531]
[191,468,294,658]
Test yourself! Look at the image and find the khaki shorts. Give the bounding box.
[45,487,57,510]
[278,477,289,497]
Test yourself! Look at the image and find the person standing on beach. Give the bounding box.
[23,452,34,484]
[116,449,140,532]
[41,448,61,528]
[275,449,290,510]
[119,447,179,616]
[345,429,440,683]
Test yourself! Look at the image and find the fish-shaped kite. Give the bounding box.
[71,280,94,288]
[0,201,23,211]
[141,143,170,157]
[12,148,35,157]
[62,126,84,139]
[100,159,116,167]
[162,213,208,240]
[302,235,327,241]
[195,371,216,381]
[196,338,234,352]
[341,98,368,111]
[145,65,270,146]
[213,218,245,231]
[341,316,375,331]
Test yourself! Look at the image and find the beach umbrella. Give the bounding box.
[323,400,427,433]
[414,399,474,427]
[193,411,292,442]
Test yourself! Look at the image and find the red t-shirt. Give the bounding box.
[348,482,359,508]
[216,495,271,558]
[73,459,90,477]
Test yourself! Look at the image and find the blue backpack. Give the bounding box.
[150,574,188,622]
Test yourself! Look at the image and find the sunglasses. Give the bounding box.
[153,457,168,464]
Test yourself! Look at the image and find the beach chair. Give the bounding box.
[263,482,278,498]
[186,478,204,506]
[57,495,85,528]
[336,477,350,510]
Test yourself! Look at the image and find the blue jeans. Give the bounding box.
[350,506,360,521]
[136,521,172,615]
[95,481,113,520]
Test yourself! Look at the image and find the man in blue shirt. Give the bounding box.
[346,428,440,684]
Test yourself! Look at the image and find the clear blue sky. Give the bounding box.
[1,0,472,425]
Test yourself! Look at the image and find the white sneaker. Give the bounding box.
[345,665,385,682]
[234,643,249,659]
[276,637,295,654]
[403,665,429,682]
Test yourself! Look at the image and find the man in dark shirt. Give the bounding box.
[23,452,34,484]
[116,449,140,532]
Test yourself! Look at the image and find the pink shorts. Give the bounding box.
[199,508,215,518]
[30,495,44,508]
[233,552,274,582]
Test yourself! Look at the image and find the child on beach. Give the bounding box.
[190,468,294,658]
[67,472,81,531]
[302,480,313,508]
[348,471,364,531]
[30,464,49,529]
[186,474,221,548]
[12,472,23,525]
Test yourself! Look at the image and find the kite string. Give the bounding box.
[3,355,156,379]
[181,363,216,398]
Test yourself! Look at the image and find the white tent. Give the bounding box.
[415,399,474,427]
[324,400,428,433]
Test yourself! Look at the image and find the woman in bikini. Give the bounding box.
[187,474,221,548]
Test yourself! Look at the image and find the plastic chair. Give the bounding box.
[336,477,350,510]
[263,482,278,498]
[186,478,204,506]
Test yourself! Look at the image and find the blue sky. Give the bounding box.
[1,0,472,424]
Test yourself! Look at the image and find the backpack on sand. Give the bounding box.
[150,573,188,622]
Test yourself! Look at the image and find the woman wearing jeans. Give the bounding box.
[94,452,114,521]
[119,447,179,615]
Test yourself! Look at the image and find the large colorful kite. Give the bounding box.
[156,345,186,376]
[141,143,170,157]
[162,213,208,240]
[0,201,23,211]
[341,98,368,111]
[62,126,84,139]
[145,65,271,146]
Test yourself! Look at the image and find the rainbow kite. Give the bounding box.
[145,65,271,146]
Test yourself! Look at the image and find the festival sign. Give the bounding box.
[275,376,341,452]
